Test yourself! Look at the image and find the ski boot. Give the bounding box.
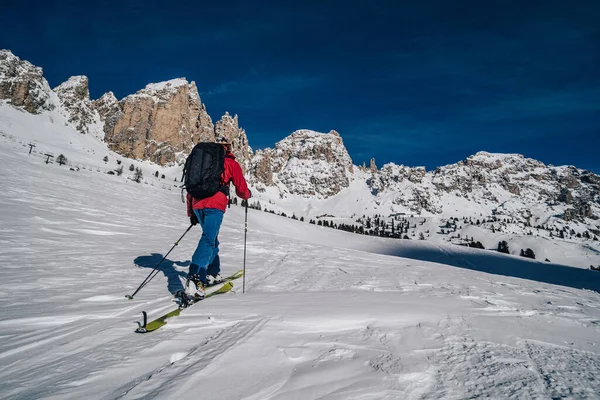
[206,273,223,286]
[185,274,206,302]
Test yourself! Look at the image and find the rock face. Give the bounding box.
[92,91,121,135]
[368,151,600,221]
[0,50,56,113]
[250,130,354,198]
[1,50,596,227]
[215,112,252,171]
[53,76,98,135]
[103,79,214,165]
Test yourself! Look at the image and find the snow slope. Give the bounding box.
[1,112,600,399]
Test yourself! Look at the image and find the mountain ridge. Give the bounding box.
[0,49,598,235]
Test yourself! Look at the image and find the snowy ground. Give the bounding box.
[1,122,600,399]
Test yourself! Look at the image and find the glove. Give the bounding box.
[190,213,199,226]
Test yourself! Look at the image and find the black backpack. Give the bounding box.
[182,143,227,199]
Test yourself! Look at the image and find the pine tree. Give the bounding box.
[521,248,536,259]
[103,156,109,163]
[497,241,509,254]
[56,154,68,166]
[129,164,135,172]
[133,167,143,183]
[115,165,124,176]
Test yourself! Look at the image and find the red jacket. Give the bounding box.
[186,150,251,214]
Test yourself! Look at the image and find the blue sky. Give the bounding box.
[1,0,598,172]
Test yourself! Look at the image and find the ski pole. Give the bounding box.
[243,200,248,294]
[126,224,194,300]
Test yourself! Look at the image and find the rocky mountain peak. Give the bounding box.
[0,49,56,113]
[92,91,118,120]
[369,158,378,173]
[367,151,599,222]
[92,91,121,139]
[133,78,190,101]
[53,75,98,135]
[250,129,354,198]
[103,78,214,165]
[215,111,252,171]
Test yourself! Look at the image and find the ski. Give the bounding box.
[136,281,234,333]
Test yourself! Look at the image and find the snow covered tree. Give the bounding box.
[129,164,135,172]
[497,241,509,254]
[56,154,67,166]
[103,156,109,163]
[419,232,425,240]
[525,248,536,259]
[115,165,124,176]
[154,171,159,177]
[520,248,535,259]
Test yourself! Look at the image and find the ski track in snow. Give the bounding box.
[1,135,600,399]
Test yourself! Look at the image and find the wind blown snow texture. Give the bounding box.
[1,107,600,399]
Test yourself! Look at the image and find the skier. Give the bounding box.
[185,137,251,298]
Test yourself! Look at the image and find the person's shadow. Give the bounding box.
[134,253,189,294]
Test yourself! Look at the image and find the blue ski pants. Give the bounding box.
[189,208,224,283]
